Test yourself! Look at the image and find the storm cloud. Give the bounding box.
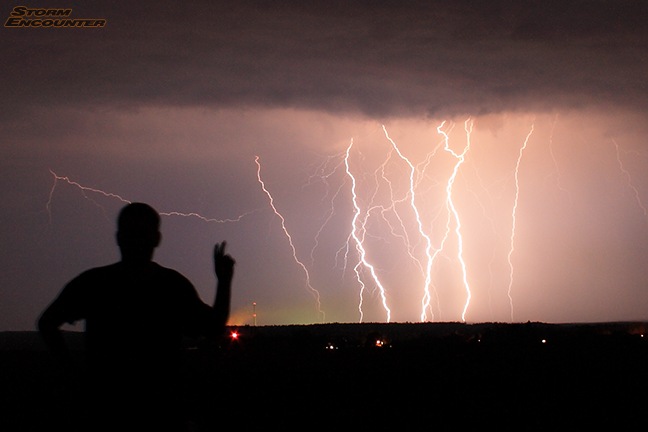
[3,0,648,119]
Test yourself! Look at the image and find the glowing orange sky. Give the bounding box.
[13,107,646,328]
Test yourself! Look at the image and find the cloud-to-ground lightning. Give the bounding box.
[46,116,609,325]
[344,139,392,322]
[437,119,474,322]
[254,156,325,322]
[381,125,436,322]
[506,123,535,322]
[48,164,326,322]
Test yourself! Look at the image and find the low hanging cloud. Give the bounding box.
[2,0,648,119]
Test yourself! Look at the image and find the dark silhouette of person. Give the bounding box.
[38,202,235,431]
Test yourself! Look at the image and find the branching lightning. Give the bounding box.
[304,153,348,268]
[254,156,325,322]
[344,139,392,322]
[47,170,256,224]
[438,119,474,322]
[381,125,436,321]
[48,170,131,206]
[46,116,613,325]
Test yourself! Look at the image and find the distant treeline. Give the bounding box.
[2,321,646,351]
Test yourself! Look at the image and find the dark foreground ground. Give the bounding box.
[2,321,648,430]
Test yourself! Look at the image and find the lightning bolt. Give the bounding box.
[47,170,130,223]
[430,120,474,322]
[344,139,392,322]
[47,169,257,224]
[446,119,474,321]
[303,152,348,268]
[613,140,648,219]
[48,170,131,205]
[254,156,325,322]
[506,122,535,322]
[375,147,428,280]
[381,125,437,322]
[46,117,576,325]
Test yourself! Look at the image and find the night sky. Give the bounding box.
[2,0,648,330]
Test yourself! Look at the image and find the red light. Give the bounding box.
[230,331,239,340]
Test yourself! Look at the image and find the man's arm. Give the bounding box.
[212,241,235,332]
[37,302,77,377]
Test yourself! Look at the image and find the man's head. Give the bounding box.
[116,202,161,263]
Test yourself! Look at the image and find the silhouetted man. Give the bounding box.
[38,202,235,431]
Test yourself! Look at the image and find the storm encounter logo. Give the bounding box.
[5,6,107,28]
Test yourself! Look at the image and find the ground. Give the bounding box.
[2,322,647,430]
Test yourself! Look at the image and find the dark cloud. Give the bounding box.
[2,0,648,119]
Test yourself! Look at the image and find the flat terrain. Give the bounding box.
[2,322,647,430]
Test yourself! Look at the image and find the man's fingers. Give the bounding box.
[215,241,228,258]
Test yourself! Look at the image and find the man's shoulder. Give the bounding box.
[74,263,120,279]
[151,263,193,284]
